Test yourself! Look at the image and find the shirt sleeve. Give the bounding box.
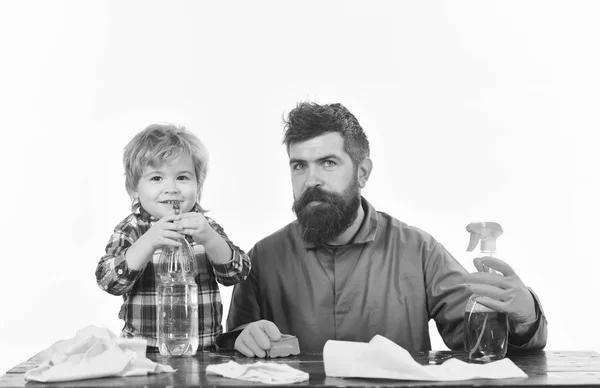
[425,242,548,351]
[507,289,548,352]
[95,219,144,296]
[205,216,251,286]
[215,244,261,350]
[424,242,471,351]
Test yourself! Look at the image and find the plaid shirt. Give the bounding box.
[95,204,250,350]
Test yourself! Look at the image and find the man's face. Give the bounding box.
[289,132,361,246]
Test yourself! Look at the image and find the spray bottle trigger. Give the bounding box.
[467,233,480,252]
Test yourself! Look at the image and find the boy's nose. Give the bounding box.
[164,182,180,193]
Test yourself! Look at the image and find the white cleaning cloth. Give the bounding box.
[324,335,527,381]
[25,325,175,382]
[206,361,309,384]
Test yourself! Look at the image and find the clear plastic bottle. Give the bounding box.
[464,221,508,363]
[156,201,199,357]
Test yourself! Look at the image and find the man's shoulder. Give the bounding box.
[254,220,299,248]
[375,210,438,245]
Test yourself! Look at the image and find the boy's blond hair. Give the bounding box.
[123,123,209,210]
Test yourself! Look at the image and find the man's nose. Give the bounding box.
[304,167,323,188]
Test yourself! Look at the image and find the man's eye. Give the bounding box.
[323,160,336,167]
[292,163,306,171]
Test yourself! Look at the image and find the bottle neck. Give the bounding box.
[156,238,198,278]
[480,249,497,258]
[479,249,501,275]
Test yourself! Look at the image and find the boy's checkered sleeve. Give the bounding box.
[95,222,144,295]
[205,216,251,286]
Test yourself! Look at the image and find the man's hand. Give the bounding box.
[234,320,282,358]
[465,256,536,324]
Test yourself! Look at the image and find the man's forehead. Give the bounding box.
[288,132,346,159]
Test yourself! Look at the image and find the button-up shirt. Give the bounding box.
[96,204,251,350]
[223,198,547,352]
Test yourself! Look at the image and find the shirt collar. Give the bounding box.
[300,196,379,249]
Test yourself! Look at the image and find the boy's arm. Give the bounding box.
[124,232,159,270]
[204,216,251,286]
[95,221,145,296]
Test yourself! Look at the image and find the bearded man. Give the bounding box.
[217,102,548,356]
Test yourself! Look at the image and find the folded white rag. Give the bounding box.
[206,361,309,384]
[25,325,175,382]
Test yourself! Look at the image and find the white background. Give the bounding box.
[1,0,599,375]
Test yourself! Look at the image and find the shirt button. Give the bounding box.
[117,269,123,275]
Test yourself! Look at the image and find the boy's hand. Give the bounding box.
[144,211,185,250]
[177,212,216,243]
[177,212,233,264]
[125,211,185,271]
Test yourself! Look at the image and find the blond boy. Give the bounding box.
[96,123,250,351]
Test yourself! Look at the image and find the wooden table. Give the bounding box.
[2,350,600,387]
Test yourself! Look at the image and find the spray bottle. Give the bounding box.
[464,221,508,363]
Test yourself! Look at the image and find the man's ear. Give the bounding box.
[357,157,373,189]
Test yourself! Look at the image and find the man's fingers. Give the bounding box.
[234,320,282,359]
[258,320,282,342]
[466,272,511,289]
[248,319,283,350]
[474,256,516,276]
[470,296,507,314]
[234,336,255,357]
[240,332,266,358]
[465,283,509,301]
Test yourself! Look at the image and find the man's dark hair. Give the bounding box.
[283,102,370,165]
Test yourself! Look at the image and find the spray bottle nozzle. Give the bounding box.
[172,201,181,215]
[466,221,503,252]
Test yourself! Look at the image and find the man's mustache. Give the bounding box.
[294,187,341,212]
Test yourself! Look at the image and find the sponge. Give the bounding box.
[266,334,300,358]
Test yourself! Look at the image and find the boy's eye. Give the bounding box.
[177,175,190,180]
[150,176,161,181]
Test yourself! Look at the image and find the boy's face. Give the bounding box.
[134,155,198,219]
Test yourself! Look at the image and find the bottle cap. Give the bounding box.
[466,221,503,252]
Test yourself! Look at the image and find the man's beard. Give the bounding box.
[292,180,361,247]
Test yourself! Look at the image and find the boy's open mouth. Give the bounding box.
[160,200,181,205]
